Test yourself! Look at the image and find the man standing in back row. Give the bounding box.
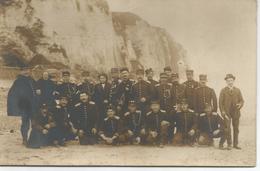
[194,74,217,114]
[131,69,153,114]
[219,74,244,150]
[183,70,199,110]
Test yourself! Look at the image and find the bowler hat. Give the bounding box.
[224,74,235,80]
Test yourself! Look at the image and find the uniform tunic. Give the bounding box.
[73,101,98,134]
[108,79,121,106]
[131,80,153,113]
[122,110,145,137]
[116,79,135,112]
[154,83,173,112]
[183,80,199,110]
[99,116,121,138]
[173,109,197,145]
[171,82,185,106]
[194,86,217,113]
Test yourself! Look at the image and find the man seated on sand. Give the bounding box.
[98,105,121,145]
[145,100,170,148]
[119,100,146,145]
[197,103,223,147]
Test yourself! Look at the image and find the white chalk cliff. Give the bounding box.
[0,0,187,73]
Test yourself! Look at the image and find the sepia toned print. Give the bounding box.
[0,0,256,166]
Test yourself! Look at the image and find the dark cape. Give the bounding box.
[7,75,40,117]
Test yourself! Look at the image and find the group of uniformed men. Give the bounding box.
[7,66,244,150]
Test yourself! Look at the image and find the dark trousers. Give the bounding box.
[55,125,74,142]
[219,109,240,147]
[231,112,240,147]
[21,114,31,141]
[27,128,58,148]
[219,117,231,146]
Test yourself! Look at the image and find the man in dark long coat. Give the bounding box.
[7,67,41,145]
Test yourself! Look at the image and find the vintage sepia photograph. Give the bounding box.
[0,0,257,166]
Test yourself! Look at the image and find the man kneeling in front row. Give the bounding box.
[72,92,98,145]
[145,100,170,147]
[197,103,223,147]
[99,105,121,145]
[119,100,146,145]
[172,98,197,146]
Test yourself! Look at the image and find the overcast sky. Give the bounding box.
[107,0,256,113]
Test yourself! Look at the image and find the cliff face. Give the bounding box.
[112,12,187,73]
[0,0,187,73]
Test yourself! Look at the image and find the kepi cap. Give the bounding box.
[199,74,207,81]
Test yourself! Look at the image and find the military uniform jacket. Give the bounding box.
[154,83,173,111]
[37,78,56,105]
[171,82,185,105]
[183,80,199,109]
[99,116,121,137]
[77,81,95,98]
[73,101,98,133]
[93,82,112,106]
[219,86,244,116]
[108,79,120,106]
[31,112,56,131]
[131,80,153,105]
[56,82,78,100]
[145,110,169,132]
[117,79,134,107]
[174,109,197,134]
[194,86,217,113]
[122,110,145,136]
[198,112,221,135]
[51,105,71,128]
